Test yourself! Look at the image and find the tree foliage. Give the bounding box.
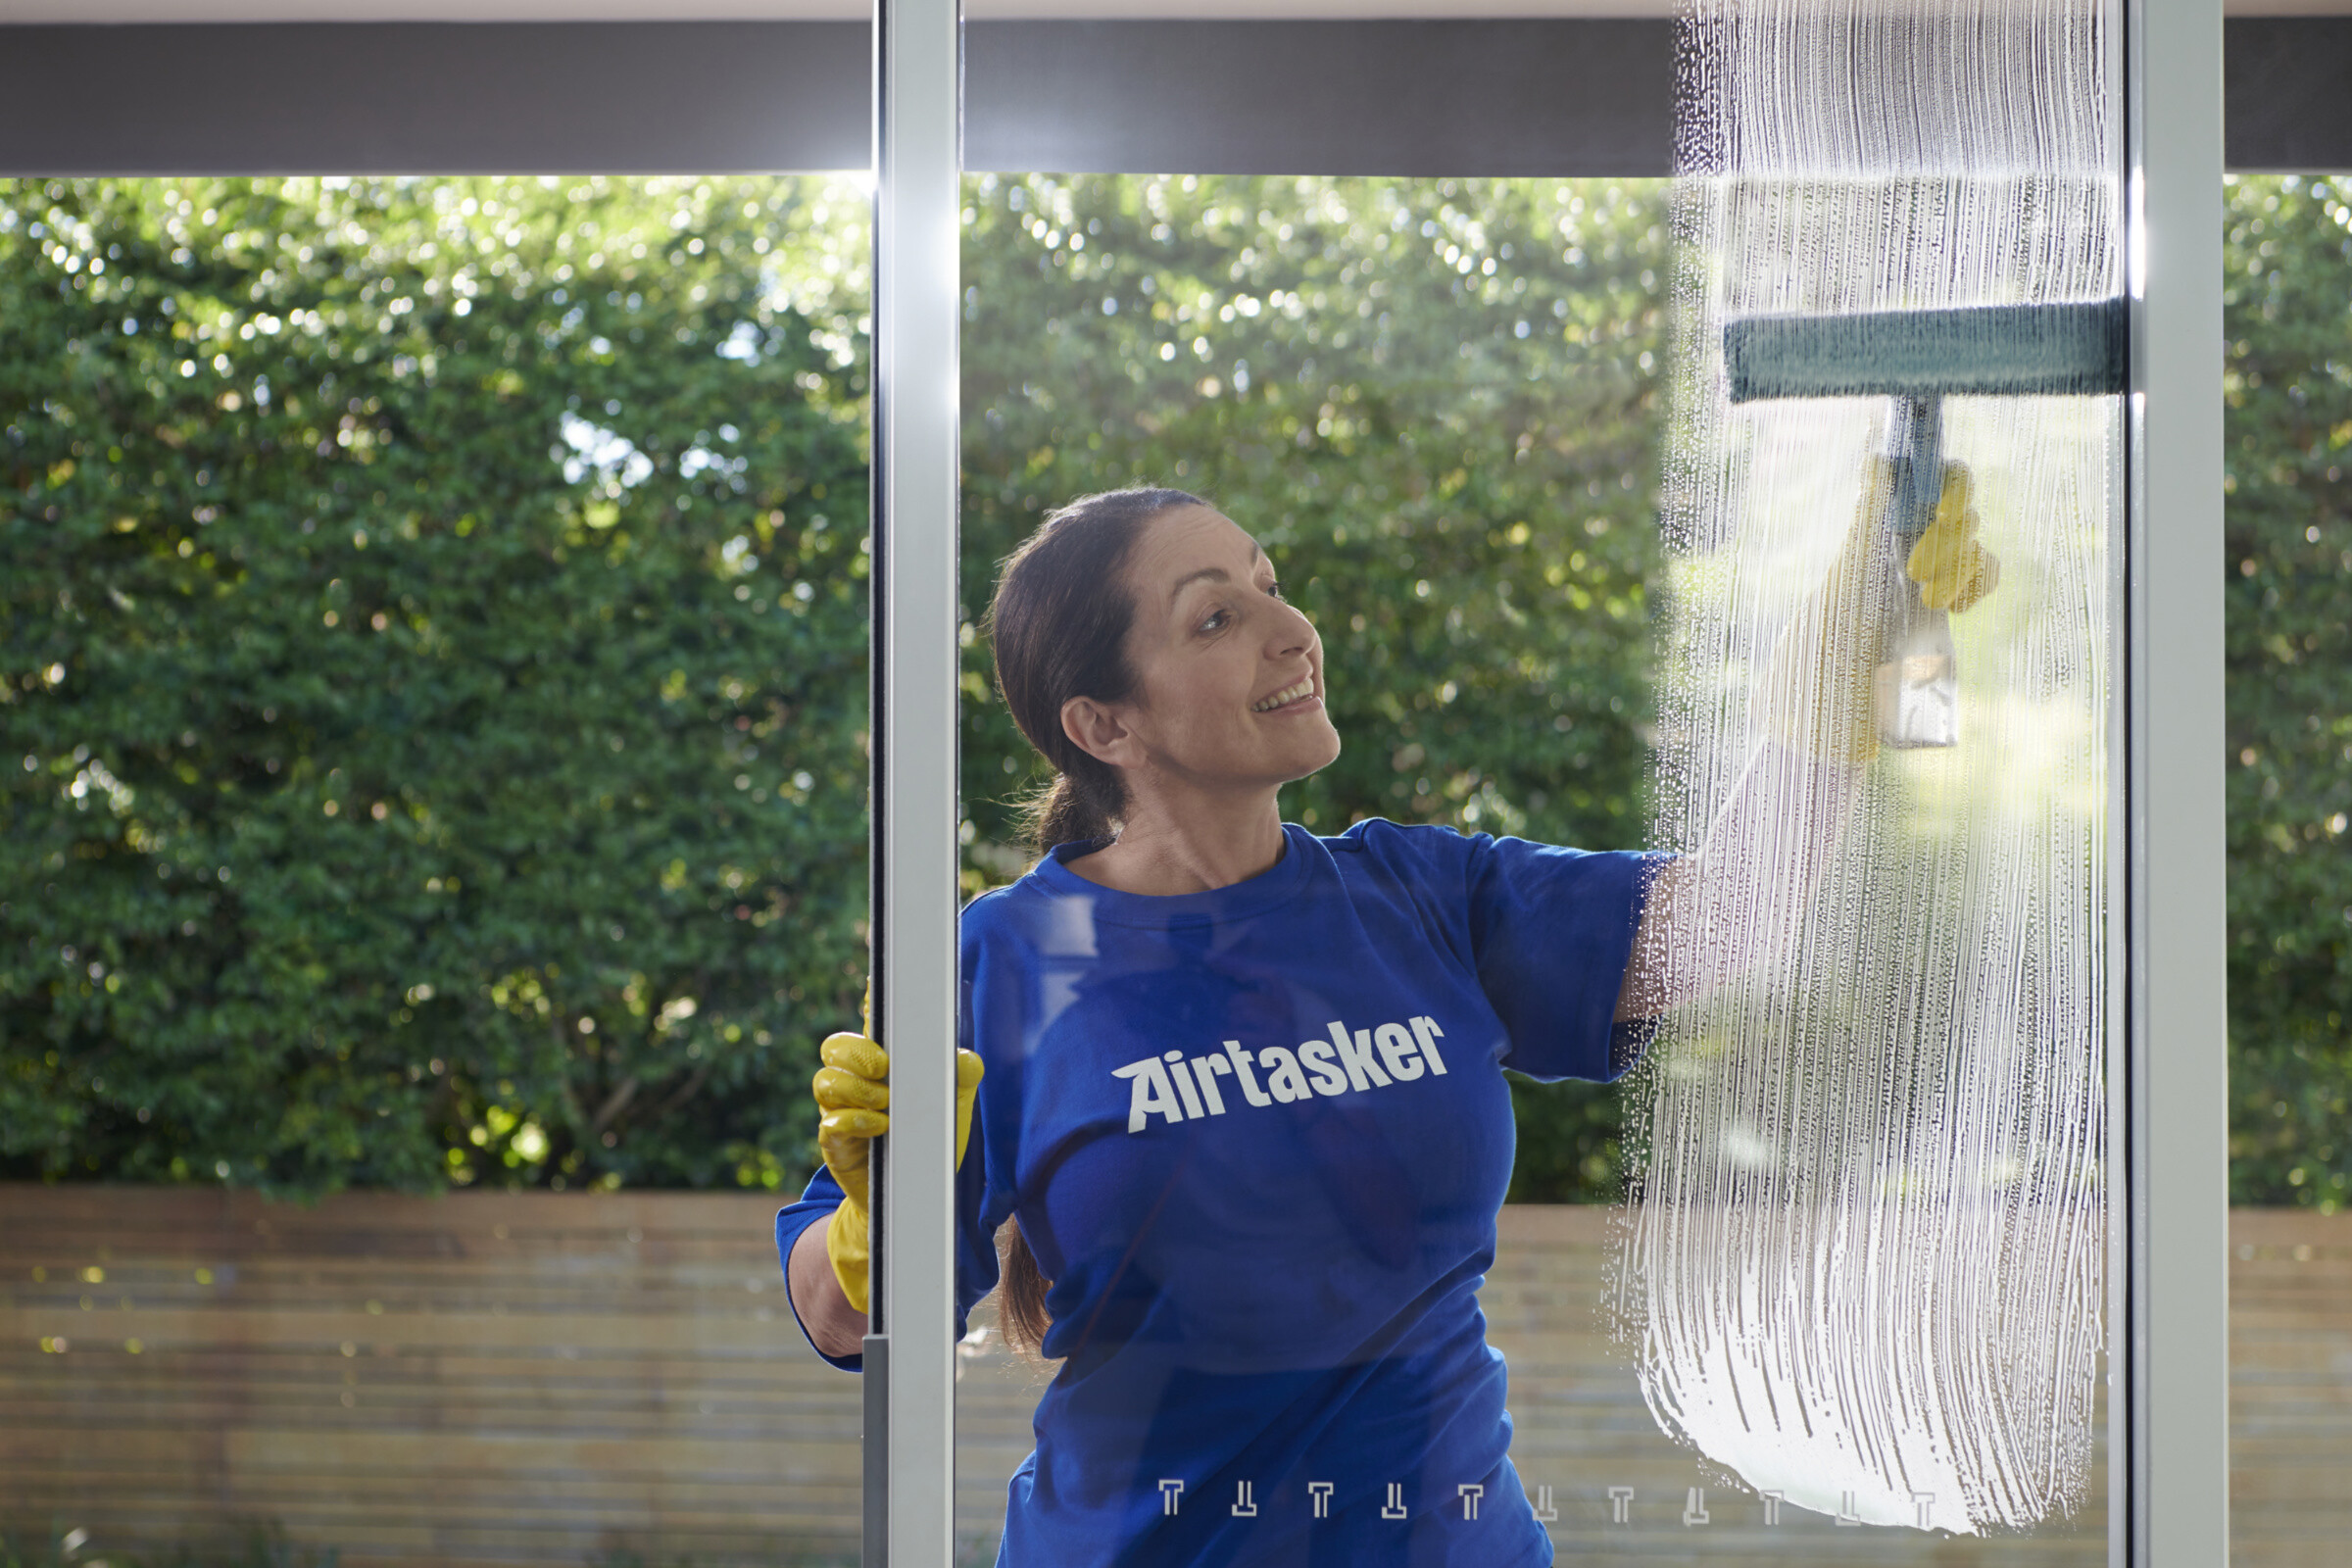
[41,172,2322,1213]
[1,172,1674,1203]
[1,176,872,1196]
[2223,174,2352,1211]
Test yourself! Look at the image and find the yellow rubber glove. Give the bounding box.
[1905,463,2001,612]
[813,985,985,1316]
[1756,457,1999,764]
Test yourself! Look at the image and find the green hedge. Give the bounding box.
[9,172,2340,1211]
[1,178,871,1195]
[2,173,1675,1202]
[2223,174,2352,1210]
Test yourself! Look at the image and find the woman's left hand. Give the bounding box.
[1904,462,2001,612]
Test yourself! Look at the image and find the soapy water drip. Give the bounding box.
[1618,0,2117,1535]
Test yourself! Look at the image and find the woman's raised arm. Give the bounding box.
[1615,740,1864,1021]
[1614,459,1996,1023]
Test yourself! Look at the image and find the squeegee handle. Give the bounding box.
[1889,395,1944,538]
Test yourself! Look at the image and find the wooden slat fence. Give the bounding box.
[1,1189,846,1568]
[2227,1208,2352,1567]
[0,1189,2341,1566]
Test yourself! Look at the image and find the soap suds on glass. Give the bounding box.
[1616,0,2115,1535]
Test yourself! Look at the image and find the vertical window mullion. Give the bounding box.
[871,1,964,1565]
[2125,0,2231,1562]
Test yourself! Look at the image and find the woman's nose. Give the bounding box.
[1265,598,1316,657]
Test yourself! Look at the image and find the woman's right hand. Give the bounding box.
[810,987,986,1318]
[814,990,892,1315]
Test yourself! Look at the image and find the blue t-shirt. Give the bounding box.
[776,819,1661,1567]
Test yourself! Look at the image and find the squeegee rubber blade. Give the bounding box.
[1724,298,2128,403]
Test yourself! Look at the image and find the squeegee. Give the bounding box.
[1723,298,2129,747]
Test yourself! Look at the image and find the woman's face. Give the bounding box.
[1070,504,1341,799]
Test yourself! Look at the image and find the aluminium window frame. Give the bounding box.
[0,4,2232,1565]
[0,16,2333,175]
[2124,1,2230,1566]
[878,3,2231,1561]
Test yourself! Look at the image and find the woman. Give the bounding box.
[778,476,1994,1564]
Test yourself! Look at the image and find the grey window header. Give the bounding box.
[0,18,2338,176]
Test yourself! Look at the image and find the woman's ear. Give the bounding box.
[1061,695,1139,771]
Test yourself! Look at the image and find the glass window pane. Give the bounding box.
[4,173,873,1563]
[932,5,2120,1561]
[947,153,2112,1561]
[2221,172,2352,1563]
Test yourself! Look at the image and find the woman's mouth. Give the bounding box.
[1251,676,1318,713]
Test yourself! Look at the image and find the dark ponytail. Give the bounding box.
[985,486,1205,854]
[993,1214,1055,1360]
[979,484,1203,1357]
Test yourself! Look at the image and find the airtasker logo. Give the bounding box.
[1110,1017,1451,1133]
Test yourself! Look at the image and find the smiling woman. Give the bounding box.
[786,368,2019,1562]
[783,481,1677,1564]
[1047,499,1342,897]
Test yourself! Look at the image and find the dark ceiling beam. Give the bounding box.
[0,19,2339,178]
[2225,18,2352,173]
[0,22,873,176]
[966,20,1674,176]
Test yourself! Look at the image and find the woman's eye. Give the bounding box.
[1198,609,1230,633]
